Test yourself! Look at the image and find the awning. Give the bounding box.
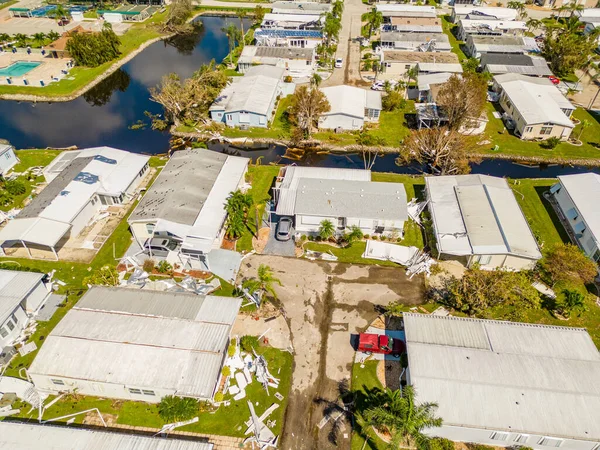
[0,217,71,248]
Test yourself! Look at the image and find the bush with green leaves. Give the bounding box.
[222,366,231,378]
[66,24,121,67]
[157,260,173,274]
[541,136,561,149]
[158,395,199,423]
[214,392,224,403]
[142,259,156,273]
[318,219,335,240]
[240,335,260,353]
[227,338,237,357]
[5,179,26,196]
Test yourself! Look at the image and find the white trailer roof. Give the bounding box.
[0,422,213,450]
[0,217,71,249]
[29,287,241,399]
[404,313,600,440]
[425,175,541,259]
[0,269,44,322]
[557,173,600,247]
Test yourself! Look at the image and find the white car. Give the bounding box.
[335,58,343,68]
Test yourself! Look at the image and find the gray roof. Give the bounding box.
[404,313,600,440]
[244,45,313,61]
[29,287,241,399]
[293,178,408,221]
[481,53,553,76]
[468,34,526,53]
[0,269,44,322]
[425,175,541,259]
[0,422,213,450]
[381,31,449,44]
[557,173,600,247]
[129,150,228,225]
[18,157,93,219]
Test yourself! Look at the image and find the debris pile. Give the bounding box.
[123,270,220,295]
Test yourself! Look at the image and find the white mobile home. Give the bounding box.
[425,175,542,270]
[319,85,382,130]
[237,46,315,79]
[28,286,241,402]
[0,147,149,260]
[128,149,249,269]
[0,145,18,176]
[380,32,451,52]
[0,421,214,449]
[550,173,600,262]
[452,6,519,22]
[0,269,49,349]
[465,34,527,58]
[403,313,600,450]
[274,166,407,237]
[456,19,526,41]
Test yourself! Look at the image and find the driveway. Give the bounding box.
[322,0,368,87]
[263,216,296,257]
[238,255,426,450]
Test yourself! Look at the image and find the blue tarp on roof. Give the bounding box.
[255,29,322,38]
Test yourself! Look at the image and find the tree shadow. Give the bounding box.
[533,186,571,243]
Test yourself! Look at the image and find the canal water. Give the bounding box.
[0,16,248,154]
[0,15,598,178]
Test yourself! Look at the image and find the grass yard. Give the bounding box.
[350,361,388,450]
[0,11,168,98]
[0,149,62,212]
[13,346,292,438]
[221,95,293,140]
[477,106,600,161]
[236,164,281,253]
[441,15,467,62]
[0,0,17,10]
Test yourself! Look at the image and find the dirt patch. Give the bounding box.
[83,412,118,427]
[221,238,236,251]
[252,227,270,254]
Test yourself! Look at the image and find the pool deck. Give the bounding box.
[0,50,72,87]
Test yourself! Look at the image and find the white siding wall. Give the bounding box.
[554,184,599,258]
[28,374,179,403]
[469,254,536,271]
[426,425,599,450]
[124,163,149,196]
[130,221,156,247]
[22,281,49,313]
[319,113,364,131]
[70,198,102,237]
[0,147,18,175]
[0,305,28,348]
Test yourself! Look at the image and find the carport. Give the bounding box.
[0,217,71,260]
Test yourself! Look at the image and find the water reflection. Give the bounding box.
[165,24,205,55]
[83,69,131,107]
[0,16,249,154]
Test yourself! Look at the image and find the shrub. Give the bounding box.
[222,366,231,378]
[380,235,387,241]
[300,235,307,242]
[240,335,260,353]
[284,75,293,83]
[308,235,315,241]
[214,392,224,403]
[157,260,173,274]
[158,396,198,423]
[363,234,370,239]
[5,180,26,196]
[142,259,156,273]
[227,338,237,357]
[541,136,561,149]
[371,235,378,240]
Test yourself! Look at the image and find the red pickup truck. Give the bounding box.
[358,333,405,357]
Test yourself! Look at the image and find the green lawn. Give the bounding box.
[476,106,600,161]
[350,361,388,450]
[0,0,18,10]
[236,164,281,252]
[14,346,292,438]
[221,95,293,140]
[0,149,62,212]
[0,11,168,98]
[441,15,467,61]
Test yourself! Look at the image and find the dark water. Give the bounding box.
[0,16,248,154]
[211,142,600,179]
[0,15,598,178]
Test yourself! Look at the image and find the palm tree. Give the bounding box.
[577,119,591,141]
[14,33,28,47]
[51,5,70,29]
[526,18,542,33]
[559,289,586,318]
[311,72,322,87]
[332,0,343,18]
[221,23,240,66]
[323,13,341,46]
[344,226,363,246]
[33,32,46,47]
[363,386,443,449]
[507,1,527,20]
[319,219,335,240]
[226,190,253,218]
[225,213,246,240]
[365,7,383,39]
[47,31,60,42]
[0,33,10,45]
[237,11,247,46]
[243,264,282,299]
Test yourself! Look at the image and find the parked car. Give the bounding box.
[143,238,179,257]
[357,333,405,357]
[548,76,560,85]
[276,217,293,241]
[335,58,343,68]
[371,80,397,91]
[58,19,70,26]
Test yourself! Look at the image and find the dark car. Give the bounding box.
[276,217,293,241]
[58,19,70,26]
[357,333,405,357]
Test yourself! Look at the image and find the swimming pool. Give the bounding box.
[0,61,41,77]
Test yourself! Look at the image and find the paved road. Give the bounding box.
[322,0,368,87]
[239,256,426,450]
